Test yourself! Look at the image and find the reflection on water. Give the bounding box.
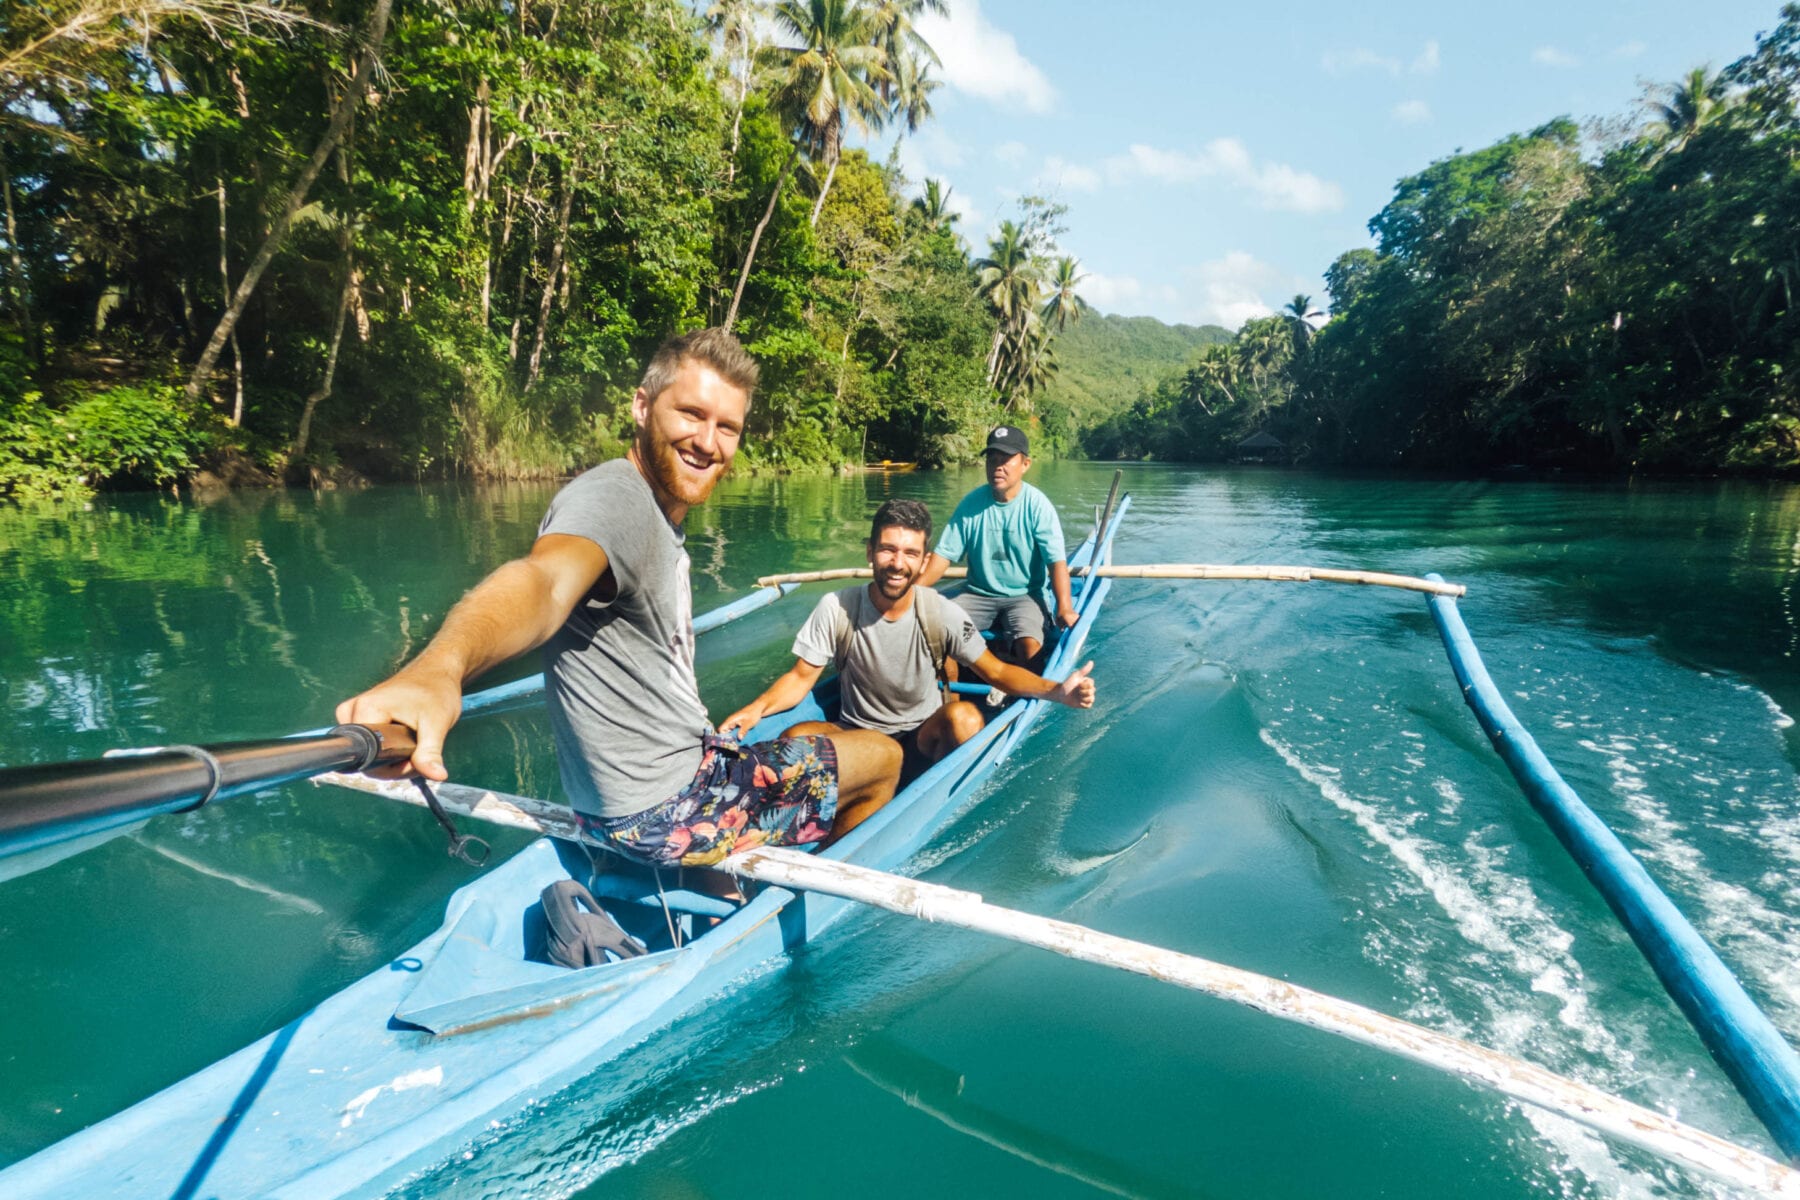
[3,466,1800,1198]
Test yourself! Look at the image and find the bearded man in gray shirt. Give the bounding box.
[721,498,1096,776]
[337,328,903,867]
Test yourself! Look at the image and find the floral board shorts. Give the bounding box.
[581,733,839,868]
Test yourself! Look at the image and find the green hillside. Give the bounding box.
[1035,311,1232,450]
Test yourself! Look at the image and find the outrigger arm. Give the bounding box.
[724,845,1800,1198]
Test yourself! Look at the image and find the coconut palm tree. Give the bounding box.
[974,220,1041,386]
[868,0,944,102]
[911,177,955,228]
[1042,256,1086,332]
[1185,343,1239,413]
[1648,66,1729,156]
[724,0,886,329]
[781,0,889,228]
[1282,293,1322,353]
[888,48,940,141]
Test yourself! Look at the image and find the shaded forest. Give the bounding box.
[0,0,1094,497]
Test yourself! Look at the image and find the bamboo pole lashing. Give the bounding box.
[754,564,1465,598]
[724,846,1798,1197]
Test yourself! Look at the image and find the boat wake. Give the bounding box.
[1258,724,1755,1198]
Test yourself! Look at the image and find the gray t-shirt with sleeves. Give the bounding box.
[538,458,707,819]
[792,585,987,736]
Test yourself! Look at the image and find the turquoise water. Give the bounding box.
[3,465,1799,1198]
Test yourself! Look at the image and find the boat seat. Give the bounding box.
[588,874,738,920]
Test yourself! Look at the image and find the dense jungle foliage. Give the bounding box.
[0,0,1094,497]
[1090,6,1800,474]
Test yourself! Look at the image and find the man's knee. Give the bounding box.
[945,701,984,743]
[782,719,841,738]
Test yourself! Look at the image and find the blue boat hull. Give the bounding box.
[2,505,1126,1199]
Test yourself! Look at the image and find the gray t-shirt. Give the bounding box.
[538,459,707,818]
[792,586,986,736]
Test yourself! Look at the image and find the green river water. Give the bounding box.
[3,463,1799,1198]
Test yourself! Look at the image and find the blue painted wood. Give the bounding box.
[1427,581,1800,1160]
[0,504,1129,1199]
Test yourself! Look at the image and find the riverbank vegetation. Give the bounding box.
[1091,6,1800,474]
[0,0,1092,498]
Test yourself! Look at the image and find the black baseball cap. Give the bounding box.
[985,425,1029,456]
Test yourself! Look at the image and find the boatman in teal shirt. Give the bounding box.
[918,424,1078,665]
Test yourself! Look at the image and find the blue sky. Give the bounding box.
[871,0,1785,330]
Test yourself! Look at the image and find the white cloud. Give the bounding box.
[893,125,968,189]
[916,1,1055,114]
[1037,154,1101,193]
[1079,271,1144,311]
[943,188,982,230]
[1612,40,1647,59]
[1104,139,1343,214]
[1532,45,1580,68]
[1182,252,1301,330]
[1322,47,1401,77]
[1324,40,1438,78]
[1392,99,1432,125]
[994,140,1028,165]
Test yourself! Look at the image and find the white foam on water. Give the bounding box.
[1572,732,1800,1024]
[1256,728,1705,1193]
[1261,730,1628,1059]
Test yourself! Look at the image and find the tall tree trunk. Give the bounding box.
[216,178,246,425]
[293,142,357,461]
[724,145,799,332]
[1,148,36,361]
[525,176,575,390]
[809,146,841,228]
[292,253,354,462]
[185,0,393,403]
[508,253,531,361]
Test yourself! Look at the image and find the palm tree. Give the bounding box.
[1186,344,1238,413]
[911,177,955,228]
[782,0,889,228]
[889,48,940,142]
[1042,256,1086,332]
[974,220,1041,386]
[724,0,886,329]
[867,0,943,102]
[1282,293,1322,353]
[1648,66,1728,156]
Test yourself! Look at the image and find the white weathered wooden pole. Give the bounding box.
[314,772,581,839]
[754,564,1465,598]
[724,846,1799,1197]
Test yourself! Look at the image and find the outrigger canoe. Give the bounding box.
[0,499,1131,1199]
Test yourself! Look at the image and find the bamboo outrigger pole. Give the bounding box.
[724,845,1800,1197]
[756,564,1466,598]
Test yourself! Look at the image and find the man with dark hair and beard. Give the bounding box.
[337,328,905,866]
[720,498,1096,778]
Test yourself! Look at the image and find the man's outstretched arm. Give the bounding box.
[719,658,826,738]
[336,533,608,779]
[967,651,1096,709]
